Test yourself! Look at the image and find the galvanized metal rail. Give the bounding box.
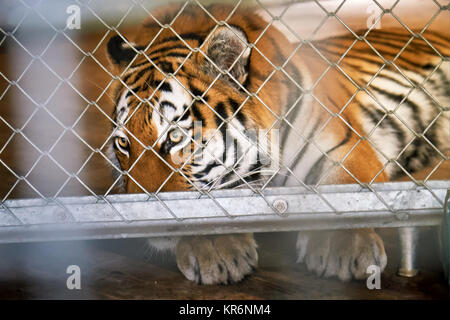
[1,181,447,244]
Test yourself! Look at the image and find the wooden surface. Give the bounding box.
[0,228,448,299]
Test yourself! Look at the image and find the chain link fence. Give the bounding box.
[0,0,449,251]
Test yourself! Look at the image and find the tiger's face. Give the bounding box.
[106,26,272,194]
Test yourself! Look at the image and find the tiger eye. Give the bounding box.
[117,137,129,148]
[169,129,183,143]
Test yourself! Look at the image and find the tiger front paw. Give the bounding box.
[296,229,387,281]
[175,233,258,285]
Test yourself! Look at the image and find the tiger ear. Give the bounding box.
[201,25,251,86]
[106,35,144,71]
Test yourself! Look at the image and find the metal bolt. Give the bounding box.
[395,211,409,221]
[56,210,67,221]
[273,199,288,215]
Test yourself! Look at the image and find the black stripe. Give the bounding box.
[285,117,323,185]
[190,101,206,125]
[318,46,383,67]
[122,72,135,84]
[215,102,228,122]
[318,42,433,72]
[215,102,229,165]
[371,29,450,49]
[370,85,425,133]
[129,60,154,69]
[430,68,450,97]
[369,86,442,177]
[265,37,304,149]
[189,85,208,101]
[159,81,172,92]
[365,37,435,54]
[228,98,246,125]
[348,62,441,96]
[345,63,417,87]
[219,169,235,185]
[345,32,437,54]
[112,87,123,121]
[158,61,174,74]
[360,104,410,179]
[280,94,305,150]
[141,72,154,91]
[126,86,139,97]
[173,105,191,123]
[348,47,433,71]
[304,126,352,185]
[361,103,406,146]
[129,67,152,84]
[162,33,205,44]
[193,162,218,180]
[148,44,190,57]
[360,104,384,126]
[157,52,189,60]
[159,101,176,111]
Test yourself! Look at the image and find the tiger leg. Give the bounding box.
[175,234,258,285]
[296,139,388,281]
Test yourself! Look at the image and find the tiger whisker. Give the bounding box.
[201,165,267,188]
[231,178,266,190]
[208,169,274,190]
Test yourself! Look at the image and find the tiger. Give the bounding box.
[105,3,450,284]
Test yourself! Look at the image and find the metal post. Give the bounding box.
[397,226,419,277]
[439,190,450,285]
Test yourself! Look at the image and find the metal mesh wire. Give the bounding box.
[0,0,448,241]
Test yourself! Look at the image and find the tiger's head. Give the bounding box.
[105,10,280,194]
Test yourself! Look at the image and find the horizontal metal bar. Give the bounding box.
[0,181,448,243]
